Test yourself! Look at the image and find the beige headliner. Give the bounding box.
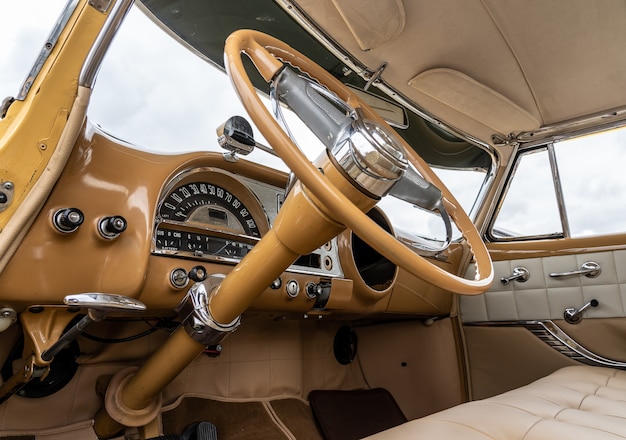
[291,0,626,145]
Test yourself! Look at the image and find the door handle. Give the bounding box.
[549,261,601,278]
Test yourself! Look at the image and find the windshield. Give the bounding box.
[2,0,493,241]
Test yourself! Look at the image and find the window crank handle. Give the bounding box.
[564,299,599,324]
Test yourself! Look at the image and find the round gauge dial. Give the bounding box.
[159,181,260,237]
[153,169,271,263]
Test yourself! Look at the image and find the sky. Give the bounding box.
[0,0,290,166]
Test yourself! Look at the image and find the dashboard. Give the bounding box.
[0,123,458,317]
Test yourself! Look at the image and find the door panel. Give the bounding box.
[460,248,626,399]
[461,250,626,322]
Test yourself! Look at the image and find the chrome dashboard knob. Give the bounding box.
[98,215,127,239]
[52,207,84,233]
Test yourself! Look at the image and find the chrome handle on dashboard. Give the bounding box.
[41,294,146,362]
[564,299,599,324]
[549,261,601,278]
[500,266,530,285]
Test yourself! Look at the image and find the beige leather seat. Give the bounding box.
[366,366,626,439]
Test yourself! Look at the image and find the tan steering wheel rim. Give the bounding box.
[224,29,493,295]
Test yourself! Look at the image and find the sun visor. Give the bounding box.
[330,0,405,51]
[409,68,540,138]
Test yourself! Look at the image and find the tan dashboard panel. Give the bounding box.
[0,122,286,308]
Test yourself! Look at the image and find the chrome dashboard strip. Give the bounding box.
[16,0,81,100]
[467,320,626,369]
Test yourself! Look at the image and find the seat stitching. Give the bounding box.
[432,417,520,439]
[520,417,544,440]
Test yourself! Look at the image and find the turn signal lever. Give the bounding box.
[41,293,146,361]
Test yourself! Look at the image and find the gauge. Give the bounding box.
[159,181,261,237]
[153,169,271,263]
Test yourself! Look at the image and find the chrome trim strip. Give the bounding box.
[515,106,626,144]
[79,0,135,89]
[547,143,571,237]
[16,0,81,100]
[467,320,626,369]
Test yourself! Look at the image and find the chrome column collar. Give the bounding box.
[176,274,240,346]
[329,113,408,198]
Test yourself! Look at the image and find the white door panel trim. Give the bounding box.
[461,249,626,322]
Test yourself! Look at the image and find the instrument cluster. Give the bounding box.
[152,167,342,278]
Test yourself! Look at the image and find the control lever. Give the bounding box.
[388,166,453,251]
[564,299,599,324]
[41,293,146,361]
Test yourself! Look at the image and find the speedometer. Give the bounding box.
[159,181,260,237]
[153,168,270,263]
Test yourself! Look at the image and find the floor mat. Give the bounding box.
[162,398,296,440]
[269,399,323,440]
[308,389,407,440]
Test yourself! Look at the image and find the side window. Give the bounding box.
[491,126,626,240]
[492,148,562,238]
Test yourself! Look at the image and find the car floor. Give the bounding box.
[0,314,464,439]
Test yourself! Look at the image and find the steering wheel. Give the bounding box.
[223,29,493,295]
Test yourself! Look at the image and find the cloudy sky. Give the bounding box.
[1,0,290,164]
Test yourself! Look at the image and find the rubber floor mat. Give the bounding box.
[308,388,406,440]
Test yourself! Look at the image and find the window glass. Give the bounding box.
[3,2,491,244]
[492,126,626,240]
[555,127,626,236]
[492,148,562,238]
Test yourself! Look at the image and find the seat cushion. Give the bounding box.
[365,366,626,439]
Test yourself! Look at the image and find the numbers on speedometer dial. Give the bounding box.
[159,182,260,237]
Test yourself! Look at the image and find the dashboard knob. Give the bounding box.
[98,215,127,239]
[306,282,322,299]
[170,268,189,289]
[189,266,208,282]
[53,208,84,233]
